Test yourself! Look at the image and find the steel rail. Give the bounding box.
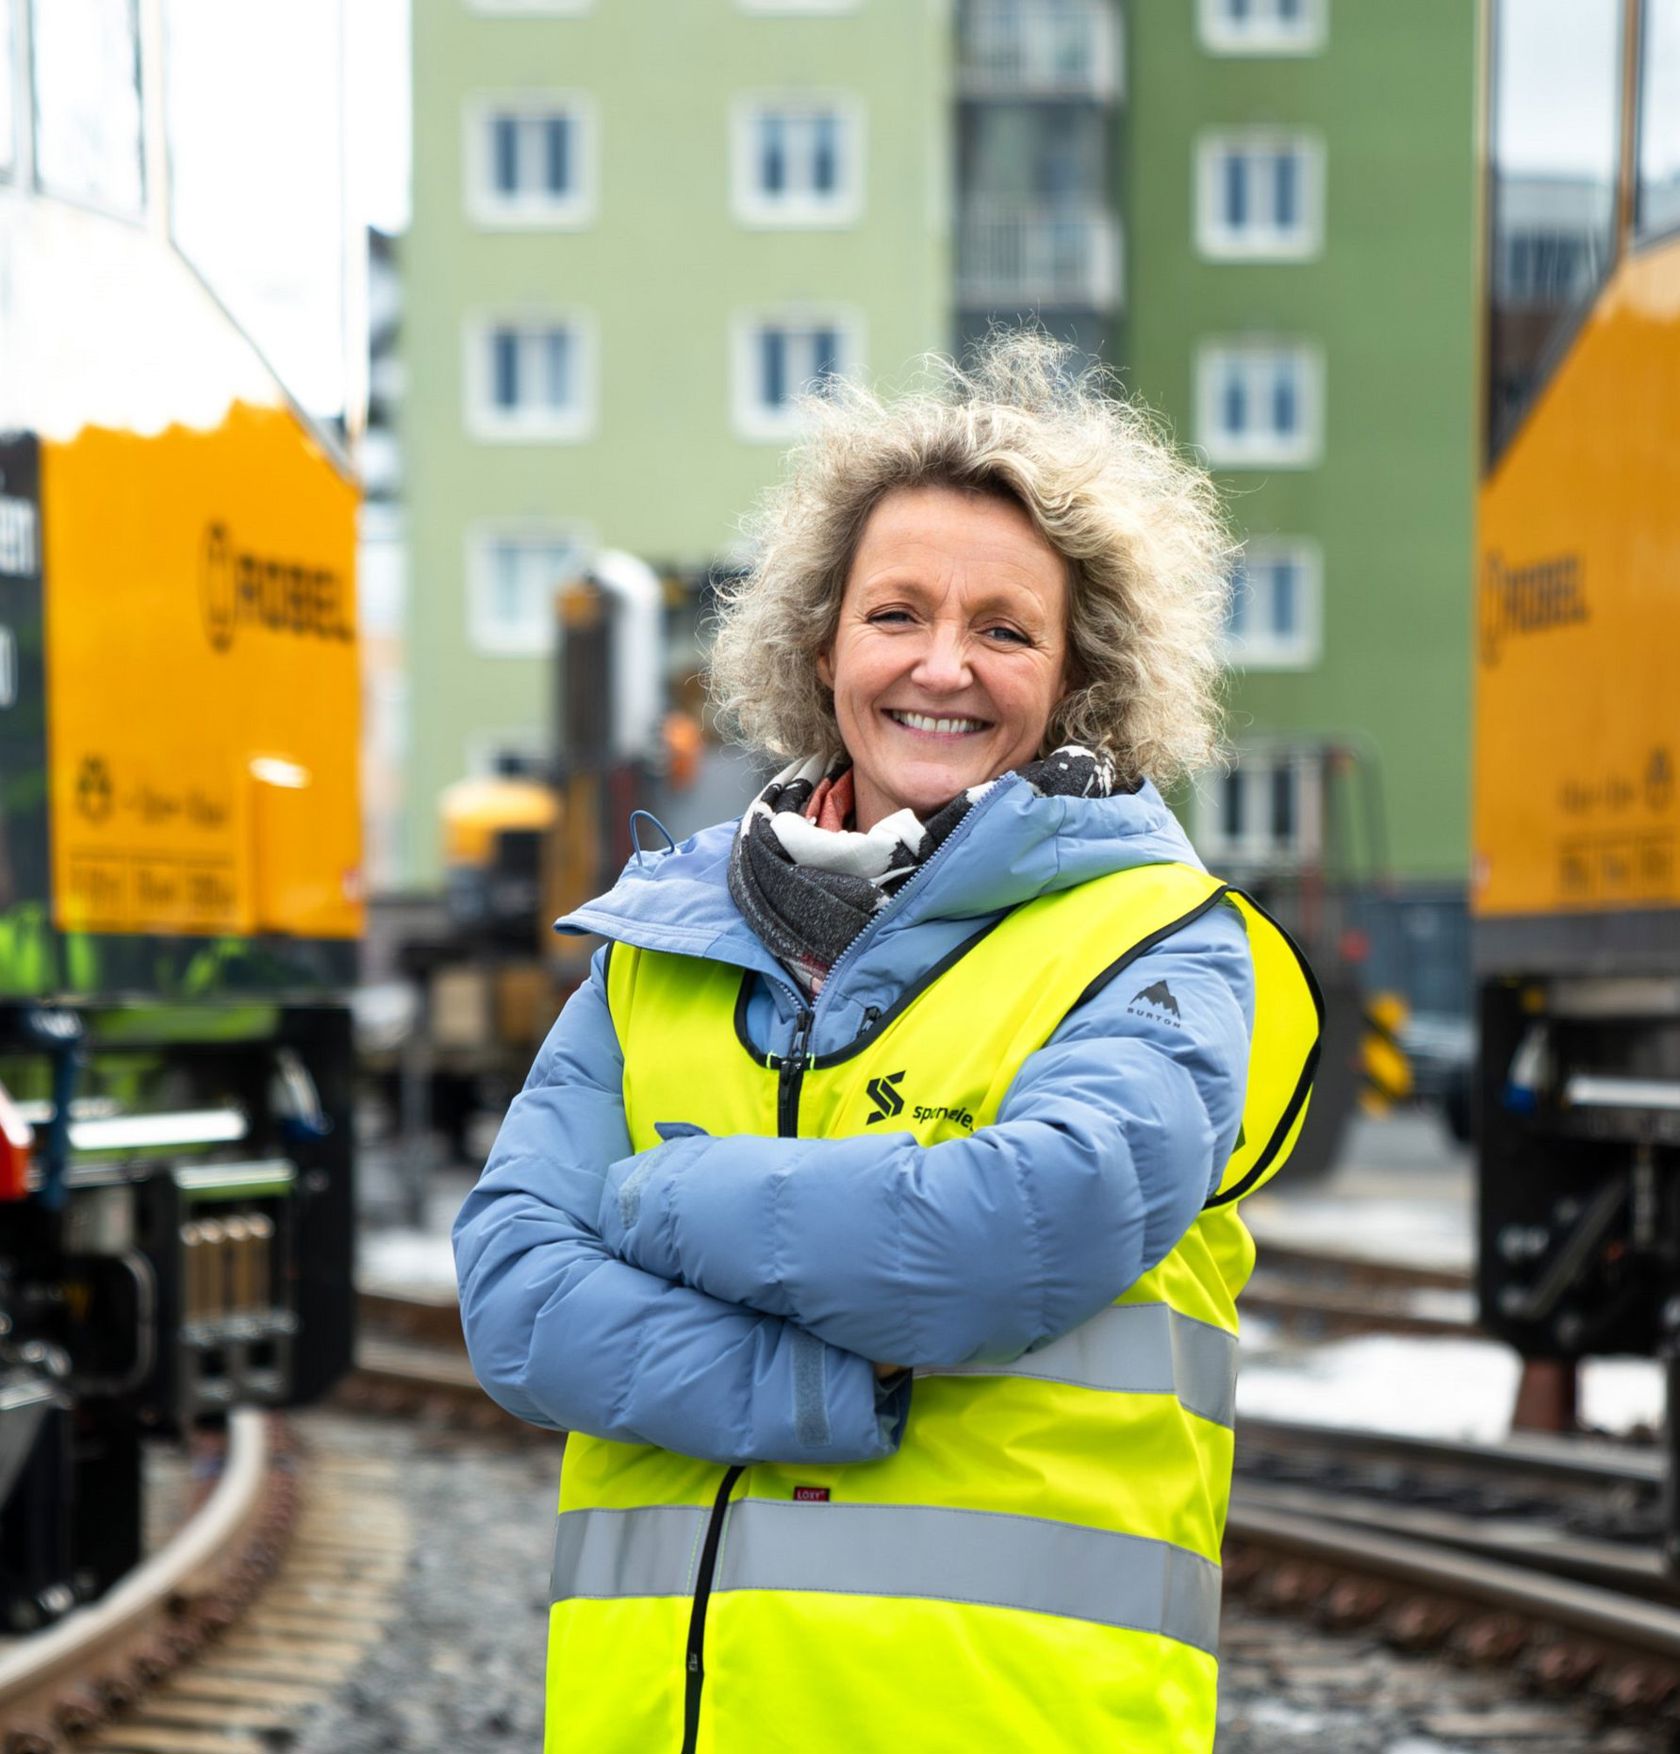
[1237,1413,1662,1487]
[1233,1479,1671,1602]
[0,1408,269,1716]
[1227,1491,1680,1660]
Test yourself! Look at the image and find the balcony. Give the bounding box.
[957,205,1123,310]
[958,0,1122,101]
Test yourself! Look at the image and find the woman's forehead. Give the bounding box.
[849,486,1064,594]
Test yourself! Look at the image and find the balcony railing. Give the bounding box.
[958,0,1122,101]
[957,205,1123,310]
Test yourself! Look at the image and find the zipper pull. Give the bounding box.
[777,1008,813,1124]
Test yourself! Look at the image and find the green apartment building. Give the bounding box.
[403,0,1478,1009]
[402,0,956,882]
[1126,0,1478,1007]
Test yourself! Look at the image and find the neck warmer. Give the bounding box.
[727,745,1128,997]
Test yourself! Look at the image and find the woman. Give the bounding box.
[453,334,1319,1753]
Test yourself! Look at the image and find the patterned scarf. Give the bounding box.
[728,746,1129,996]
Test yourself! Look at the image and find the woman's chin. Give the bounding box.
[876,760,997,820]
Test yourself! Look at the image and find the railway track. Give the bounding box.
[0,1417,411,1753]
[1240,1241,1478,1339]
[6,1263,1669,1746]
[346,1276,1680,1726]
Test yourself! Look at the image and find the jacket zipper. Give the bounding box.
[776,1006,814,1135]
[681,1462,744,1754]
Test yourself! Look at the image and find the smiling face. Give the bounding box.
[818,484,1071,831]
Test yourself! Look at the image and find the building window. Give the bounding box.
[1196,132,1324,260]
[466,526,592,656]
[1225,540,1322,668]
[1196,342,1323,468]
[1198,0,1327,55]
[466,96,596,227]
[1194,751,1322,868]
[731,312,861,440]
[464,315,596,441]
[732,98,863,227]
[30,0,146,216]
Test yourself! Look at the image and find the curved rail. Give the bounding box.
[0,1409,273,1732]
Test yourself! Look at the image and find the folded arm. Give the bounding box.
[596,904,1255,1368]
[452,948,908,1466]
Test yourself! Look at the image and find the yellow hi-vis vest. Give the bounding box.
[548,861,1320,1754]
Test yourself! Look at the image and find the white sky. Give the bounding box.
[167,0,410,420]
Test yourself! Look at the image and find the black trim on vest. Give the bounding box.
[1070,886,1235,1011]
[815,916,1016,1066]
[1202,894,1325,1210]
[729,914,1016,1070]
[732,969,771,1065]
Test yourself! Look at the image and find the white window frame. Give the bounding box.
[462,311,597,443]
[730,308,864,441]
[1198,0,1327,56]
[731,95,864,228]
[1224,538,1322,669]
[1195,340,1323,469]
[464,522,594,657]
[464,92,597,229]
[1192,749,1324,871]
[1195,130,1324,261]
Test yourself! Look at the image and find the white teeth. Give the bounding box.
[890,710,985,735]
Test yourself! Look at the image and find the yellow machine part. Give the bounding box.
[439,775,560,870]
[41,403,362,941]
[1472,235,1680,921]
[1359,990,1413,1114]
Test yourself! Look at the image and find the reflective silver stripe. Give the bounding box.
[917,1302,1238,1429]
[716,1500,1221,1656]
[551,1498,1221,1656]
[550,1503,709,1603]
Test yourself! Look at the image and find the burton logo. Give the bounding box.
[1128,980,1182,1026]
[865,1070,905,1124]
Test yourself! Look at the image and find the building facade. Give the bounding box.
[402,0,1478,1006]
[402,0,958,883]
[1125,0,1478,1008]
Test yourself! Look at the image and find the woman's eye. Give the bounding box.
[867,609,912,625]
[984,626,1030,645]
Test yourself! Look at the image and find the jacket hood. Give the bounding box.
[557,775,1205,977]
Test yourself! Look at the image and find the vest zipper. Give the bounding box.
[681,1462,744,1754]
[777,1006,814,1136]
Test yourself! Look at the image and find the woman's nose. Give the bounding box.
[912,626,971,689]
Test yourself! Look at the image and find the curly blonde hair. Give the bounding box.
[707,330,1233,787]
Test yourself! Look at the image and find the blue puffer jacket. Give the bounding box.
[452,774,1254,1468]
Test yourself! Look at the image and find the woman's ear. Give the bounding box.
[816,647,835,689]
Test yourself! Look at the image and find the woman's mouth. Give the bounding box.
[884,709,990,736]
